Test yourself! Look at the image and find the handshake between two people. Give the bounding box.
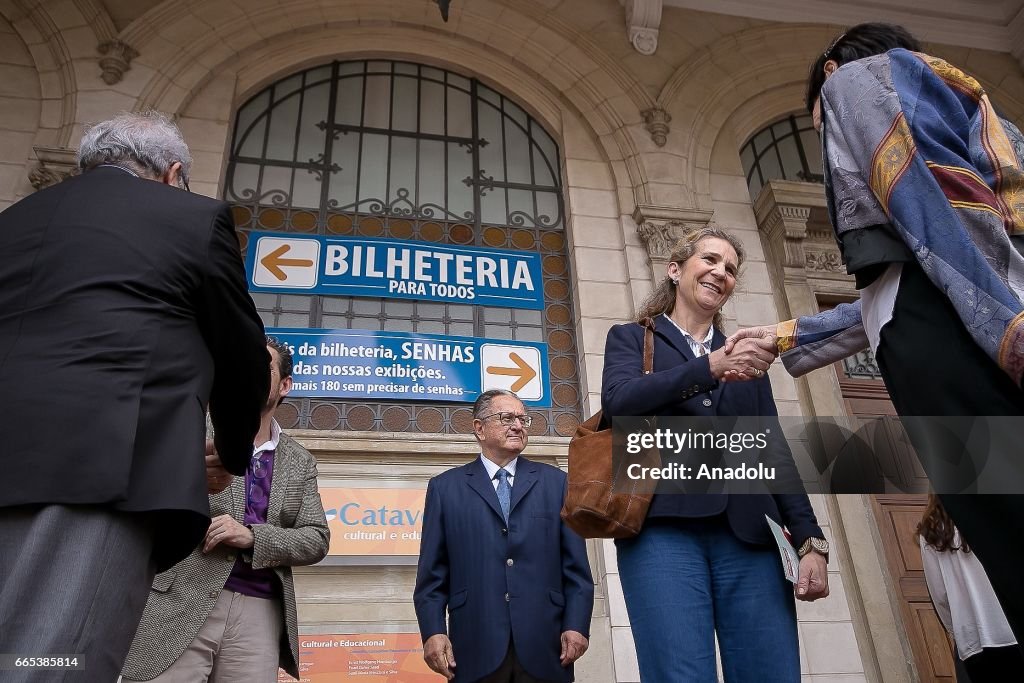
[710,325,779,383]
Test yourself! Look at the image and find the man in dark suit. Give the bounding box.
[414,389,594,683]
[0,111,268,681]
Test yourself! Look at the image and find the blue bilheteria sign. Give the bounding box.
[247,232,544,310]
[267,328,550,407]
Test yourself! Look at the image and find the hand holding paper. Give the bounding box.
[765,515,799,583]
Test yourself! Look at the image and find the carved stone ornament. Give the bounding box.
[633,204,714,261]
[805,248,844,273]
[637,221,679,260]
[28,146,79,191]
[625,0,663,55]
[98,40,139,85]
[642,107,671,147]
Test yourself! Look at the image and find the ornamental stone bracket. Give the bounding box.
[760,202,811,270]
[624,0,663,55]
[641,107,671,147]
[753,178,857,308]
[97,40,139,85]
[28,146,79,191]
[632,204,714,262]
[753,180,826,272]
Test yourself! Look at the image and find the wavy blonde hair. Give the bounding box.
[636,226,745,330]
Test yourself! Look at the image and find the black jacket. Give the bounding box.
[0,166,269,569]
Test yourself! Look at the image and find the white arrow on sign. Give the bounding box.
[480,344,543,401]
[252,236,320,289]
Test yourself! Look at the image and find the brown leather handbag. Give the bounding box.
[560,318,660,539]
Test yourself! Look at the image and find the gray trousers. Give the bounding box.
[0,504,156,682]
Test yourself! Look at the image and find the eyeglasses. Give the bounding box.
[478,411,532,428]
[247,450,272,506]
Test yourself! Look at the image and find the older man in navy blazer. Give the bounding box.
[414,389,594,682]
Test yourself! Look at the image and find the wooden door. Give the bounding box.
[835,349,957,682]
[871,496,956,682]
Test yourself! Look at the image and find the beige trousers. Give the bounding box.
[124,590,283,683]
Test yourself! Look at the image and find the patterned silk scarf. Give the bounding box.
[779,49,1024,384]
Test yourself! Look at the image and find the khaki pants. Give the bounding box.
[124,590,283,683]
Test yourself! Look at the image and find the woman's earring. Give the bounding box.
[671,278,679,285]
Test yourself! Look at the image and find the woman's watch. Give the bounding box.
[798,537,829,562]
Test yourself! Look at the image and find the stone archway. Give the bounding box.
[141,22,645,681]
[0,9,41,206]
[112,0,671,215]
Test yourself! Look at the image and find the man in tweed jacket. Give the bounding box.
[122,337,330,682]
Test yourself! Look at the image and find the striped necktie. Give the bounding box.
[495,468,511,522]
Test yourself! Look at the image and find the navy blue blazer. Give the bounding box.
[414,456,594,683]
[602,318,823,549]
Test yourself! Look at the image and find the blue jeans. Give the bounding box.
[616,516,800,682]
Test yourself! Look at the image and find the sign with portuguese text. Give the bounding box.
[248,232,544,310]
[321,488,426,556]
[279,633,441,682]
[267,327,549,406]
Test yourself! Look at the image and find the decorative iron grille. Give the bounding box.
[740,114,823,199]
[842,349,884,380]
[226,60,581,436]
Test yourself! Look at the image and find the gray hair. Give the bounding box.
[77,111,192,185]
[472,389,520,419]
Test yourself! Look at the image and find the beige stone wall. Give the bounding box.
[0,12,39,209]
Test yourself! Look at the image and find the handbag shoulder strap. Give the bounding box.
[639,316,655,375]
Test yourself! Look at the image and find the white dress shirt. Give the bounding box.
[860,263,902,353]
[919,532,1017,659]
[480,454,518,491]
[253,418,281,456]
[662,313,714,357]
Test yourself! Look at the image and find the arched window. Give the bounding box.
[226,60,581,436]
[740,113,822,199]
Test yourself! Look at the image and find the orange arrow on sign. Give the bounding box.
[486,352,537,392]
[261,244,314,281]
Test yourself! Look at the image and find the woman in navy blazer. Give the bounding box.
[602,227,829,682]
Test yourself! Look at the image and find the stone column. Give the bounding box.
[753,179,913,683]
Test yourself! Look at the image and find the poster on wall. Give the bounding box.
[247,231,544,310]
[321,488,426,556]
[266,327,550,406]
[278,633,442,682]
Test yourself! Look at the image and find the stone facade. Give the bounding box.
[2,1,1021,681]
